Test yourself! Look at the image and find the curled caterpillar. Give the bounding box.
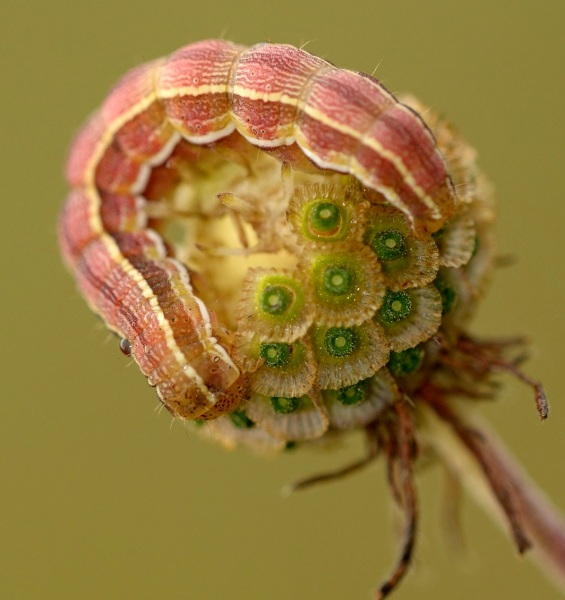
[59,39,460,421]
[60,39,551,599]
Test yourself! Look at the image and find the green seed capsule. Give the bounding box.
[337,382,366,405]
[387,346,425,376]
[259,343,292,367]
[434,278,457,314]
[260,284,293,315]
[237,270,312,344]
[324,327,358,357]
[322,265,354,295]
[372,229,408,262]
[380,290,412,323]
[230,410,255,429]
[307,246,385,327]
[249,340,315,398]
[364,205,440,291]
[314,322,389,389]
[270,396,301,414]
[308,201,342,236]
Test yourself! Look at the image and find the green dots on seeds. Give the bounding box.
[324,327,358,357]
[308,201,342,235]
[380,290,412,323]
[371,229,407,262]
[254,274,303,320]
[311,255,360,306]
[308,246,385,327]
[270,396,301,414]
[322,265,354,295]
[259,343,291,367]
[313,321,389,389]
[288,183,368,246]
[249,339,315,398]
[387,346,425,376]
[236,270,313,343]
[434,278,457,314]
[336,381,366,406]
[230,410,255,429]
[260,284,293,315]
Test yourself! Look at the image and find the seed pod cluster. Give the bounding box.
[213,136,492,445]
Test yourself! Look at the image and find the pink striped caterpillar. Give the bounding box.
[59,39,554,600]
[59,39,457,421]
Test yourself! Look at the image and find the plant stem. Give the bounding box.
[419,404,565,592]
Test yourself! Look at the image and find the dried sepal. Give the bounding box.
[312,321,390,389]
[194,414,287,452]
[322,369,399,429]
[287,182,369,245]
[305,243,385,327]
[463,190,497,297]
[375,285,443,352]
[246,391,329,441]
[235,268,313,342]
[434,208,476,268]
[364,205,439,290]
[434,266,475,330]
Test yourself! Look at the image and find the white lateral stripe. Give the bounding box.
[102,235,217,403]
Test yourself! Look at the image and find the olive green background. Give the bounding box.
[2,1,564,598]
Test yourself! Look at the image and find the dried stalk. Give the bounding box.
[419,404,565,592]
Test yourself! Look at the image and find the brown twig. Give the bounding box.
[376,400,418,599]
[286,424,380,492]
[419,403,565,591]
[453,335,549,419]
[424,387,531,552]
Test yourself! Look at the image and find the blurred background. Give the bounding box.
[2,1,564,598]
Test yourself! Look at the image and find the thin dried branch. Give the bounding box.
[419,403,565,592]
[376,401,418,599]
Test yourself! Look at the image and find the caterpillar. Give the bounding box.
[59,39,458,422]
[60,39,551,599]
